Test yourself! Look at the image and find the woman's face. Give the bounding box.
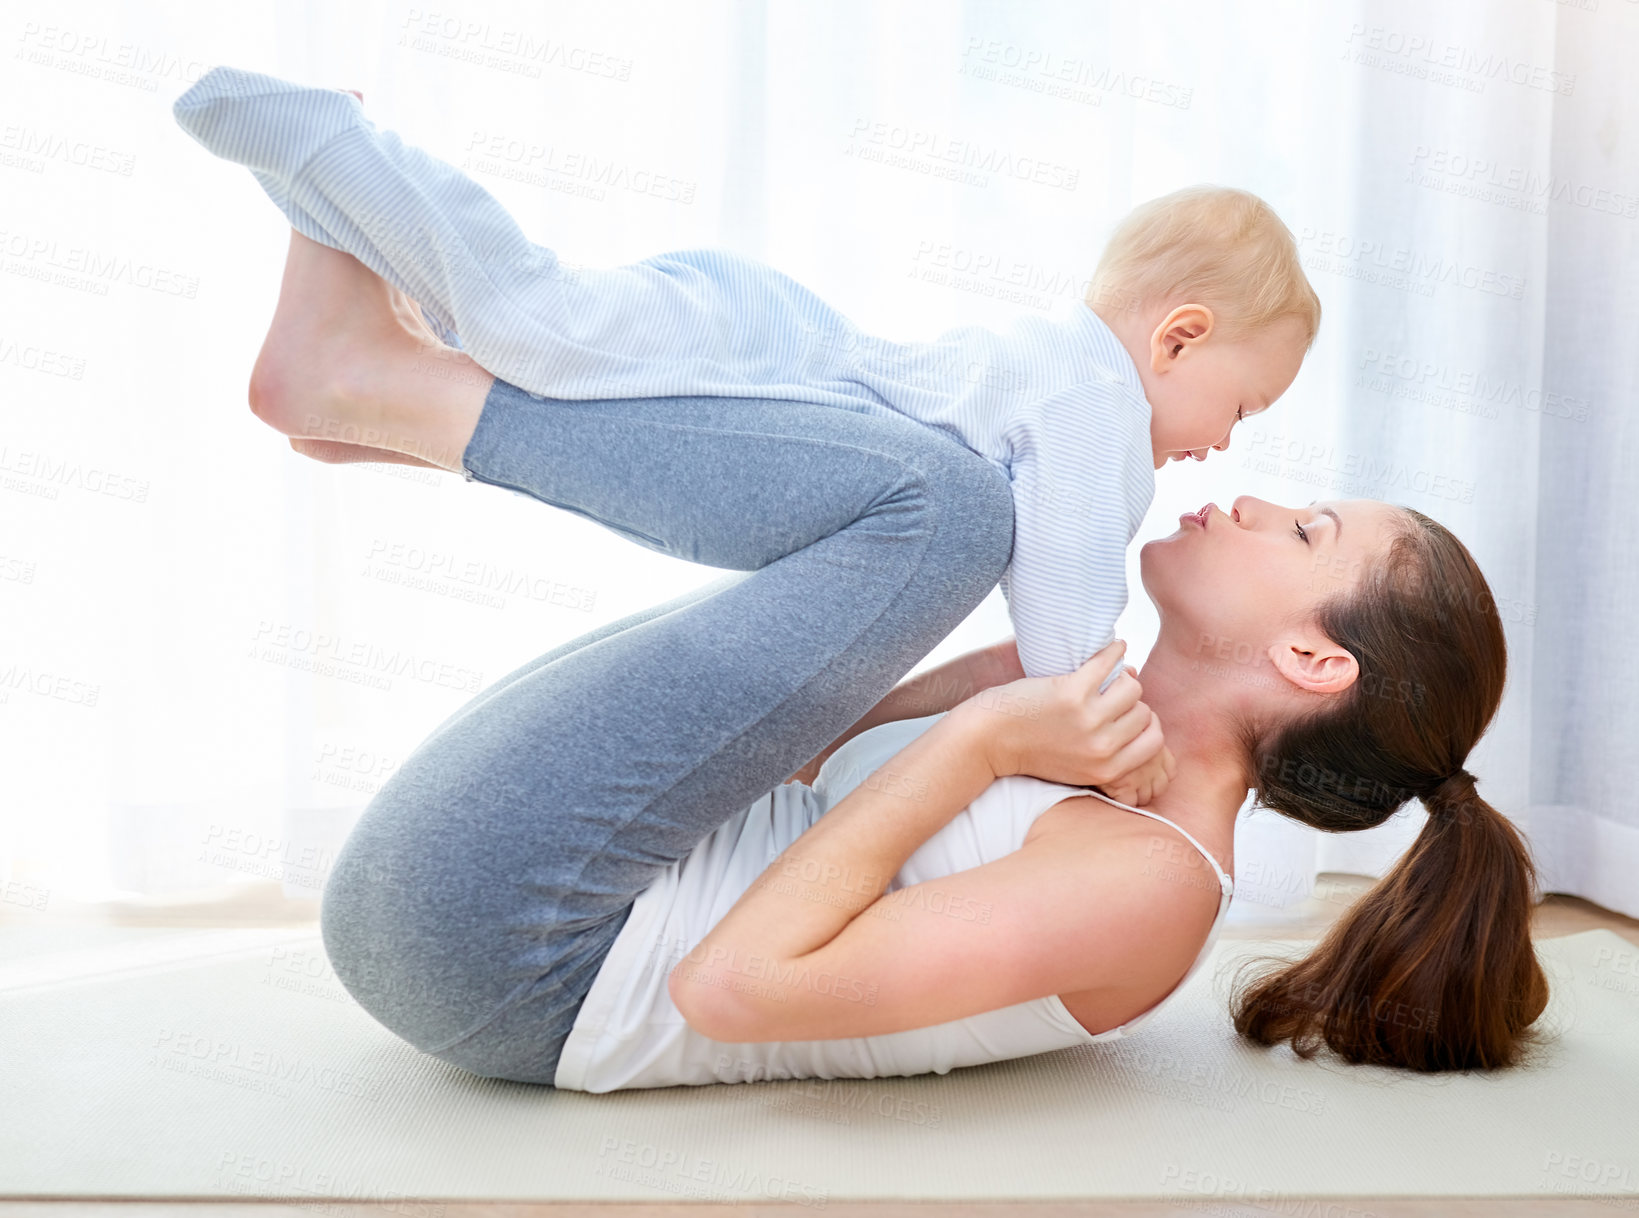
[1139,495,1405,672]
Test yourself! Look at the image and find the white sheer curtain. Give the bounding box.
[4,0,1633,923]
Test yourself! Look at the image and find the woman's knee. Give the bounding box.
[316,792,489,1044]
[316,829,419,1011]
[911,441,1015,590]
[316,743,597,1053]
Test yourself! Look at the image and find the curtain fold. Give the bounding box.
[1527,3,1639,918]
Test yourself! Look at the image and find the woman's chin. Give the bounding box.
[1137,539,1202,624]
[1136,547,1172,608]
[1138,533,1188,575]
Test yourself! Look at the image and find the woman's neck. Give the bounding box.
[1125,643,1257,862]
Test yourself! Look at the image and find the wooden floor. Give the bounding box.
[2,1198,1636,1216]
[4,877,1636,1217]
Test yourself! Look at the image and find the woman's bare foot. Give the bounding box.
[247,227,494,473]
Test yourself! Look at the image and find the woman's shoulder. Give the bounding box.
[1021,792,1230,1033]
[1024,789,1234,889]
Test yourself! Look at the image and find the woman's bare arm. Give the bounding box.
[669,642,1159,1039]
[784,637,1025,784]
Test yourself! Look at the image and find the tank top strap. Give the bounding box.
[1080,788,1234,895]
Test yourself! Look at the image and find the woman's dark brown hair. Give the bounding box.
[1229,507,1551,1071]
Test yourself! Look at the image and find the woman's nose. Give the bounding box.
[1230,495,1268,524]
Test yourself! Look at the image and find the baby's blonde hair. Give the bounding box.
[1087,185,1321,349]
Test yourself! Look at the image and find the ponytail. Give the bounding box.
[1230,780,1550,1071]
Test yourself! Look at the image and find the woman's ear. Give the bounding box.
[1149,304,1215,371]
[1266,635,1359,694]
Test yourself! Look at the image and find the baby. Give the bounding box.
[172,65,1319,719]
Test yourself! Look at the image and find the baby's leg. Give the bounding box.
[175,67,575,387]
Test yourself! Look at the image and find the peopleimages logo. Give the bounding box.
[1240,430,1475,504]
[0,444,150,503]
[1358,349,1591,422]
[1341,24,1575,95]
[362,536,598,613]
[0,125,136,175]
[958,37,1193,109]
[0,335,87,379]
[596,1137,828,1207]
[462,130,697,205]
[0,229,199,298]
[844,118,1081,191]
[248,621,485,693]
[13,22,213,91]
[1409,146,1639,219]
[1298,228,1525,300]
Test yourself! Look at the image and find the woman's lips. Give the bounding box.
[1178,502,1215,529]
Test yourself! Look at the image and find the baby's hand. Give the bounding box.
[1097,740,1176,807]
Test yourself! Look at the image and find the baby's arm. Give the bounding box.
[998,385,1146,680]
[997,385,1174,803]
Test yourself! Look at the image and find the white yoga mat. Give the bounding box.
[1,925,1634,1205]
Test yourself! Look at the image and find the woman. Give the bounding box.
[256,221,1147,1082]
[254,231,1549,1089]
[197,70,1548,1086]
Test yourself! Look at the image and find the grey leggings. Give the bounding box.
[318,375,1015,1084]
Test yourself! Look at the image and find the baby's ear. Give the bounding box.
[1153,304,1214,365]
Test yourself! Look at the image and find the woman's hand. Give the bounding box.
[964,639,1170,798]
[1098,741,1176,807]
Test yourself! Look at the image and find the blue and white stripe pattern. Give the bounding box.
[173,66,1156,679]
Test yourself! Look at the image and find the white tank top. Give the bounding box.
[552,712,1235,1092]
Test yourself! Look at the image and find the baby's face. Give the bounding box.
[1143,314,1308,469]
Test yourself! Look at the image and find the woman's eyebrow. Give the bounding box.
[1305,500,1344,540]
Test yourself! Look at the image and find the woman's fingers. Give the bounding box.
[1102,709,1167,780]
[1075,639,1128,696]
[1094,698,1153,756]
[1086,669,1142,722]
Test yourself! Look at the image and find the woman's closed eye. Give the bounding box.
[1293,519,1309,543]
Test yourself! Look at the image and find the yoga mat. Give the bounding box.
[1,924,1634,1204]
